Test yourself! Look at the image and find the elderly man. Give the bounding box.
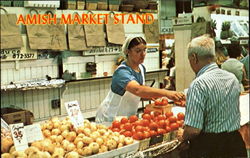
[178,35,247,158]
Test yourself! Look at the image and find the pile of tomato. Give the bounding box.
[154,97,169,106]
[109,109,185,140]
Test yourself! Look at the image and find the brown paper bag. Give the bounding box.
[106,13,125,45]
[67,13,88,51]
[84,11,106,47]
[144,19,159,43]
[0,8,23,49]
[26,10,67,50]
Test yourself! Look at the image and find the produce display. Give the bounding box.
[1,117,134,158]
[1,128,14,154]
[109,108,185,141]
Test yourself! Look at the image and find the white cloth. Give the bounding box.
[95,64,145,123]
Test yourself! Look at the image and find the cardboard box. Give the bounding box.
[1,107,34,125]
[86,2,97,10]
[77,0,85,10]
[97,1,108,10]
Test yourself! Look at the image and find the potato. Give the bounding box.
[107,139,117,150]
[65,151,79,158]
[124,137,134,145]
[82,136,93,144]
[99,145,108,153]
[82,146,92,156]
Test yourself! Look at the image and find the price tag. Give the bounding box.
[65,100,84,128]
[24,124,44,143]
[9,123,28,151]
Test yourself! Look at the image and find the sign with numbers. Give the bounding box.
[9,123,28,151]
[0,49,37,61]
[24,124,44,143]
[82,46,121,55]
[64,100,84,128]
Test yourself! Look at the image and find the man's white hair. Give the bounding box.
[187,34,215,59]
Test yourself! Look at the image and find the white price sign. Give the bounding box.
[65,100,84,128]
[10,123,28,151]
[24,124,44,143]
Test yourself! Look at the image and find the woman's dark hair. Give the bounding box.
[226,43,241,58]
[128,37,146,49]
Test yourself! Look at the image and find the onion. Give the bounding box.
[82,136,93,144]
[83,128,91,136]
[1,137,13,153]
[66,132,76,142]
[53,121,61,128]
[77,133,85,138]
[61,130,69,138]
[62,140,70,149]
[76,126,85,134]
[65,151,79,158]
[55,135,64,144]
[59,124,68,132]
[82,146,92,156]
[1,153,11,158]
[50,135,57,143]
[42,151,51,158]
[43,129,51,138]
[53,147,65,156]
[76,141,84,149]
[67,143,75,152]
[31,141,42,151]
[11,151,26,157]
[24,146,39,156]
[51,129,61,136]
[95,137,104,146]
[73,137,82,145]
[51,117,60,123]
[90,123,97,131]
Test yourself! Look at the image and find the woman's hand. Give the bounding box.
[166,91,185,101]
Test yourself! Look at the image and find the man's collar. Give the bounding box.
[196,63,218,77]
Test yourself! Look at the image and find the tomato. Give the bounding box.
[132,134,140,140]
[154,100,161,105]
[142,114,151,121]
[142,119,150,127]
[157,115,166,121]
[177,120,184,127]
[170,123,179,131]
[144,126,150,132]
[135,125,144,132]
[112,128,120,132]
[158,120,166,128]
[149,122,159,131]
[112,120,121,129]
[164,120,170,126]
[165,126,171,133]
[168,116,177,123]
[123,131,133,137]
[121,117,129,124]
[149,130,157,137]
[177,112,185,120]
[153,111,161,117]
[165,111,173,118]
[136,131,144,140]
[123,123,132,131]
[150,114,155,120]
[144,108,151,114]
[157,128,166,135]
[143,131,151,139]
[129,115,138,123]
[161,98,168,105]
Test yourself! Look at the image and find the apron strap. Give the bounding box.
[139,64,145,85]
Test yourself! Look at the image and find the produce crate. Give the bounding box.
[1,107,34,125]
[163,133,171,142]
[86,141,139,158]
[139,138,150,151]
[146,104,173,115]
[77,0,85,9]
[149,134,164,146]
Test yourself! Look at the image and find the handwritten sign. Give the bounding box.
[82,46,121,55]
[24,124,44,143]
[9,123,28,151]
[65,100,84,128]
[172,17,192,26]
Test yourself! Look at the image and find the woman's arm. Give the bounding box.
[125,80,185,101]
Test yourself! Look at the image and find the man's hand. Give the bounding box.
[166,91,185,101]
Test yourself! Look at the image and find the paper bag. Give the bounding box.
[26,10,67,50]
[144,19,159,43]
[106,13,125,45]
[0,8,23,49]
[84,11,106,47]
[67,13,88,51]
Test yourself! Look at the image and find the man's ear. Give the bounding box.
[192,53,198,64]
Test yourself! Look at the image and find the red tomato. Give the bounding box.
[144,126,150,132]
[144,108,151,114]
[132,134,140,140]
[154,100,161,105]
[168,116,177,123]
[150,114,155,120]
[135,126,144,132]
[165,111,173,118]
[165,120,170,126]
[142,114,151,121]
[121,117,129,124]
[134,120,144,127]
[129,115,138,123]
[177,112,185,120]
[165,126,171,133]
[157,115,166,121]
[123,131,133,137]
[170,123,179,131]
[143,131,151,139]
[142,119,150,127]
[137,131,144,140]
[123,123,132,131]
[149,130,157,137]
[161,98,168,105]
[149,122,159,131]
[112,128,120,132]
[177,120,184,127]
[158,120,166,128]
[112,120,121,129]
[157,128,166,135]
[153,111,161,117]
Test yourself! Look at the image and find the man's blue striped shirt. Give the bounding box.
[185,63,241,133]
